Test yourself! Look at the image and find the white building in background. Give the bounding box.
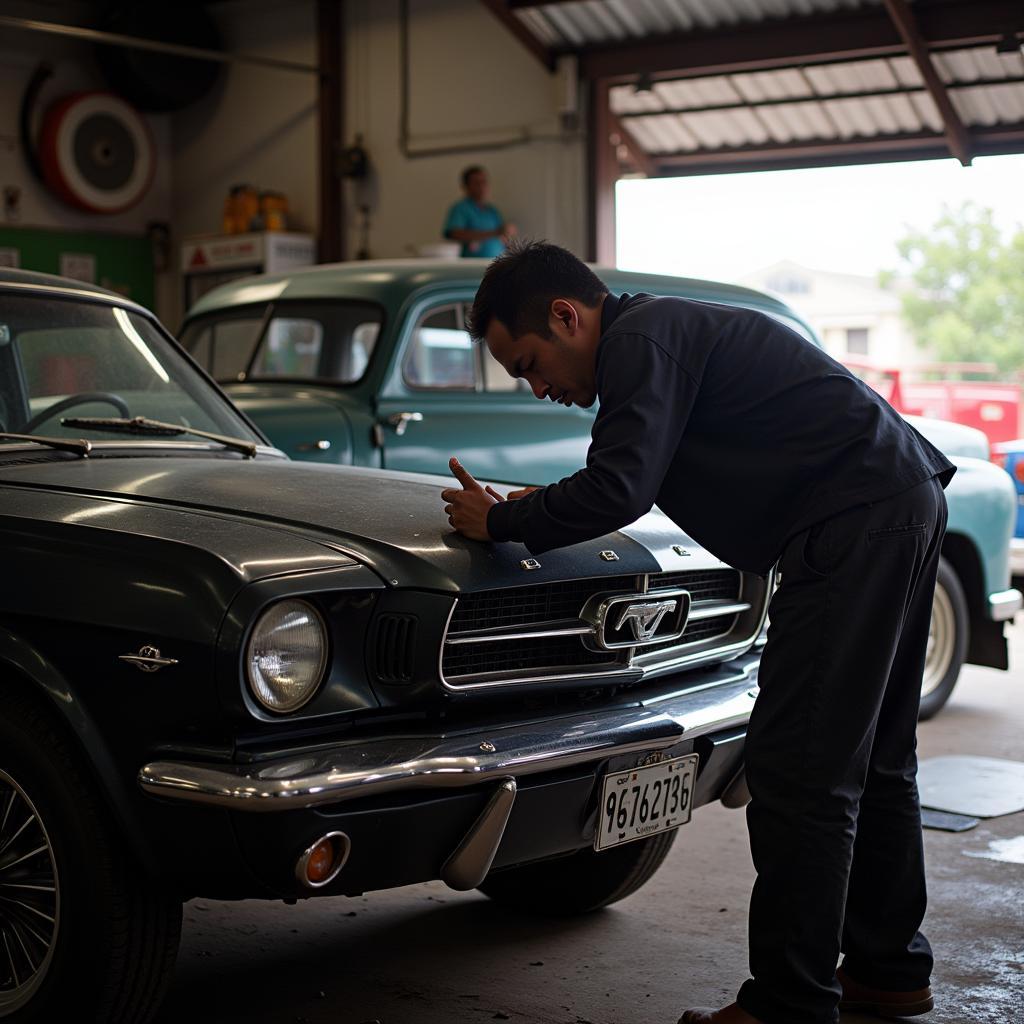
[741,260,932,367]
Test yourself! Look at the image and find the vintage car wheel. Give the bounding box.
[919,556,968,721]
[478,829,678,916]
[0,690,181,1023]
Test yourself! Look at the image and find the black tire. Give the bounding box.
[919,556,969,721]
[0,688,181,1023]
[478,829,678,916]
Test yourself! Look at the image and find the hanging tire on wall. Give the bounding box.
[0,688,181,1022]
[919,556,969,721]
[37,92,155,214]
[479,829,679,916]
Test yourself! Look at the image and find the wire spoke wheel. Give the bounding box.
[0,770,59,1016]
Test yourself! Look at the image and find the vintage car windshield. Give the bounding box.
[179,300,383,384]
[0,293,260,446]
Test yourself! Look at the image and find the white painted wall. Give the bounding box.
[168,0,586,323]
[345,0,585,261]
[1,0,587,324]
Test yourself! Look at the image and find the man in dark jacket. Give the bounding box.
[441,242,952,1024]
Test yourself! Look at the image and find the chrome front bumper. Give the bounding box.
[139,657,759,814]
[989,586,1022,620]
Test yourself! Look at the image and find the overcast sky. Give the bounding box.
[615,153,1024,284]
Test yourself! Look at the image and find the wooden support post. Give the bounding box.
[317,0,345,263]
[587,78,617,265]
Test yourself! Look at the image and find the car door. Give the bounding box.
[375,297,594,485]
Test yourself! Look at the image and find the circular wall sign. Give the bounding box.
[38,92,155,214]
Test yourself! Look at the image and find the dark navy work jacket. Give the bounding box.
[486,292,955,575]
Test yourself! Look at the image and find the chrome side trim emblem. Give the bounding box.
[520,558,542,571]
[599,550,619,561]
[615,599,679,641]
[672,545,691,556]
[119,645,179,673]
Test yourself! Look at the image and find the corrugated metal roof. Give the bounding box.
[498,0,1024,170]
[610,46,1024,158]
[517,0,886,50]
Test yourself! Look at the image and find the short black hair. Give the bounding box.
[461,165,485,187]
[467,240,608,341]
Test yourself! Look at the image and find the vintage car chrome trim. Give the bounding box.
[0,277,153,316]
[445,624,594,645]
[988,588,1022,620]
[440,777,517,891]
[686,601,752,622]
[439,569,772,692]
[138,659,759,812]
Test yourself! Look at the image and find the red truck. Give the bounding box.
[844,361,1021,456]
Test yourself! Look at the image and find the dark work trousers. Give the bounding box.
[736,474,946,1024]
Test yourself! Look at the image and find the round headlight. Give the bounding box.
[246,600,328,713]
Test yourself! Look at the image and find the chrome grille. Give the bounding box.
[448,575,637,633]
[442,568,766,688]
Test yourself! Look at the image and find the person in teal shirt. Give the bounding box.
[443,166,517,258]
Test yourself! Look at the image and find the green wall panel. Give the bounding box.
[0,226,154,309]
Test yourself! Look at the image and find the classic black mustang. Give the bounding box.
[0,269,768,1023]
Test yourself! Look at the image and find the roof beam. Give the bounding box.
[577,1,1023,82]
[883,0,972,164]
[608,112,654,177]
[615,76,1024,119]
[648,124,1024,177]
[479,0,555,71]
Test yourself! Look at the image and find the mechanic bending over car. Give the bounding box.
[440,241,954,1024]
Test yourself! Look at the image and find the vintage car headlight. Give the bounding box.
[246,600,328,713]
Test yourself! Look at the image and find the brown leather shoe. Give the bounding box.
[678,1004,762,1024]
[838,966,934,1017]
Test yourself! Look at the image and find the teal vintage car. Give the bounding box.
[180,260,1020,718]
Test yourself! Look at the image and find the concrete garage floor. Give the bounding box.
[159,627,1024,1024]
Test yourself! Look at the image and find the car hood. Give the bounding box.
[0,457,728,592]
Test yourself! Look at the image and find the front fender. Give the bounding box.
[0,627,157,866]
[945,455,1017,610]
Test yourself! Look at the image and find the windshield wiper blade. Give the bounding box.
[0,432,92,456]
[62,416,257,458]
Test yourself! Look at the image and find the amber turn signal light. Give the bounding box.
[295,831,350,889]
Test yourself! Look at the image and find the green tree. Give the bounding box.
[884,203,1024,375]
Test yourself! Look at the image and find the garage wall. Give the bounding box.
[345,0,586,260]
[0,10,173,236]
[166,0,585,322]
[0,1,172,312]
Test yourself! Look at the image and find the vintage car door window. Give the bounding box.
[403,305,478,391]
[482,343,528,393]
[378,299,591,483]
[251,318,324,377]
[247,303,381,382]
[212,317,264,380]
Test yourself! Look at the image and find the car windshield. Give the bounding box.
[179,301,382,384]
[0,292,261,446]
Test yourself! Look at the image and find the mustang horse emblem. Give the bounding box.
[614,599,679,642]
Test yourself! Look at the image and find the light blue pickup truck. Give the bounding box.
[182,260,1021,718]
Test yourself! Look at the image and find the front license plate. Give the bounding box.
[595,754,699,851]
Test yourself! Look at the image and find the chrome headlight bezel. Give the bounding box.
[245,599,329,714]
